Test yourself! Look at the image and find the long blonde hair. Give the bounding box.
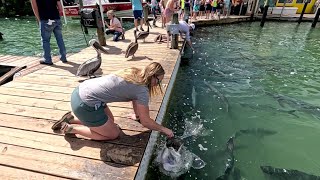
[114,62,165,97]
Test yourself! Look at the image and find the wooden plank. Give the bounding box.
[0,94,158,116]
[0,143,137,179]
[0,165,70,180]
[3,81,75,93]
[0,127,143,166]
[0,103,152,131]
[0,113,149,147]
[0,87,161,110]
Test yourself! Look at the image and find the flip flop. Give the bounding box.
[51,111,74,130]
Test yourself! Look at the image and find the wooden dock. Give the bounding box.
[0,23,184,179]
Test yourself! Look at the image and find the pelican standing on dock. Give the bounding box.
[125,30,139,58]
[137,26,150,42]
[76,39,108,78]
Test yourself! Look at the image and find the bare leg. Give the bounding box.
[70,119,120,140]
[134,19,138,30]
[104,106,115,123]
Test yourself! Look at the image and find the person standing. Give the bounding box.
[30,0,67,65]
[131,0,145,31]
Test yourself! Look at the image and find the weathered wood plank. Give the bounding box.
[0,165,70,180]
[0,126,143,166]
[0,87,161,110]
[0,143,137,179]
[0,113,149,147]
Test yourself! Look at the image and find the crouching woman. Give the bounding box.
[105,10,124,41]
[52,62,174,140]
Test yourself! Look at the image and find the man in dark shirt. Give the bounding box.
[30,0,67,65]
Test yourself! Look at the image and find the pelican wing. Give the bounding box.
[125,43,138,58]
[76,58,101,76]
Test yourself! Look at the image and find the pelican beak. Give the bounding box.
[89,39,108,54]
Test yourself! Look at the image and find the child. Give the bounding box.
[199,0,205,19]
[105,10,124,41]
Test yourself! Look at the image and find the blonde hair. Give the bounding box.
[114,62,165,97]
[107,10,115,17]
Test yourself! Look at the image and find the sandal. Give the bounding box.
[51,111,74,130]
[59,122,73,134]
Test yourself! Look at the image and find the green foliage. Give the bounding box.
[0,0,34,17]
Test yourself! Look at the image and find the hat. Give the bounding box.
[190,23,195,30]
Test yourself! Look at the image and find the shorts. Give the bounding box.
[199,5,205,11]
[133,10,143,20]
[212,7,217,12]
[71,87,108,127]
[205,4,212,11]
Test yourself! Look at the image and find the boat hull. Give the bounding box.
[61,3,133,17]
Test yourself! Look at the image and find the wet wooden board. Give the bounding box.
[0,20,182,179]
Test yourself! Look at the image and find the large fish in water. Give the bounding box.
[266,92,320,119]
[155,138,206,178]
[260,165,320,180]
[239,102,299,118]
[235,128,277,139]
[216,136,235,180]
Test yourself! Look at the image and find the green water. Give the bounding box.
[147,22,320,179]
[0,17,133,56]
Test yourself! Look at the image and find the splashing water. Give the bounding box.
[180,120,204,139]
[154,144,206,178]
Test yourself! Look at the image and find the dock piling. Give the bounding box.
[171,13,179,49]
[260,5,269,27]
[298,1,308,24]
[311,7,320,27]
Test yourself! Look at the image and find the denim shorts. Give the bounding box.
[71,87,108,127]
[133,10,143,19]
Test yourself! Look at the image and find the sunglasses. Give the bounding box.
[155,76,162,85]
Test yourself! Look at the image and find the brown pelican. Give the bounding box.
[125,30,138,58]
[76,39,108,78]
[154,33,167,42]
[137,25,149,42]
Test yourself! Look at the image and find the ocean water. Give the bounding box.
[0,17,133,56]
[147,22,320,180]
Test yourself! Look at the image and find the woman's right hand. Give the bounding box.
[162,128,174,138]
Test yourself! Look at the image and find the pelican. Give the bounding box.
[137,25,149,42]
[154,33,167,43]
[125,30,138,58]
[76,39,108,78]
[0,32,3,40]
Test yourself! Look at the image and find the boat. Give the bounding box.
[60,0,143,17]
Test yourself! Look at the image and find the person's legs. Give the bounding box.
[69,119,120,140]
[113,31,122,41]
[40,20,54,63]
[133,10,139,30]
[53,19,67,62]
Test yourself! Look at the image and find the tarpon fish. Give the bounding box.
[192,86,196,108]
[239,102,299,118]
[266,92,320,119]
[216,136,235,180]
[260,165,320,180]
[204,80,229,112]
[157,137,206,177]
[235,128,277,138]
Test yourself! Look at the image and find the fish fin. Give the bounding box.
[277,99,287,108]
[288,110,299,118]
